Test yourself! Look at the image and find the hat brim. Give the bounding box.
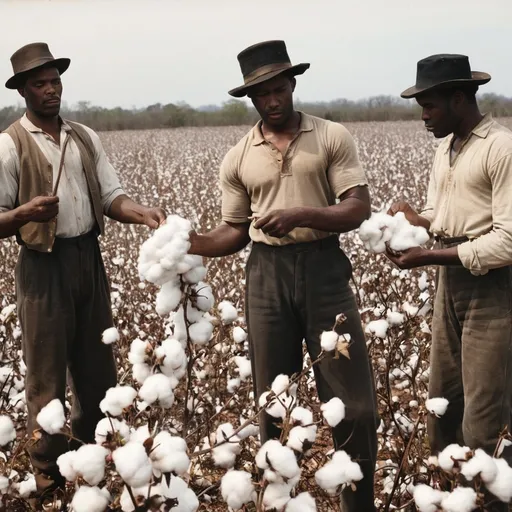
[228,63,310,98]
[5,57,71,89]
[400,71,491,99]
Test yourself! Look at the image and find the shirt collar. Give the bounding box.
[444,112,494,155]
[251,110,314,146]
[20,113,72,134]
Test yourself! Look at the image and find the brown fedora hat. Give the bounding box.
[401,53,490,99]
[5,42,70,90]
[228,40,310,98]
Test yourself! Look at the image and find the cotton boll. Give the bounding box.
[113,442,153,488]
[234,356,252,381]
[189,319,214,345]
[263,482,294,511]
[440,487,477,512]
[315,451,363,495]
[0,476,9,494]
[425,397,449,418]
[256,441,300,481]
[237,418,259,440]
[139,374,175,408]
[438,444,471,472]
[128,338,149,365]
[72,445,110,486]
[386,311,405,326]
[156,338,187,380]
[486,458,512,503]
[57,450,78,482]
[120,484,163,512]
[285,492,316,511]
[17,474,36,498]
[271,374,291,396]
[413,484,447,512]
[0,416,16,446]
[221,470,256,510]
[320,331,338,352]
[218,301,238,324]
[183,265,207,284]
[101,327,119,345]
[150,431,190,476]
[194,282,215,312]
[290,407,313,426]
[95,418,130,444]
[100,386,137,417]
[233,326,248,343]
[460,448,498,483]
[155,279,182,316]
[36,398,66,435]
[71,486,110,512]
[321,397,346,427]
[227,378,241,393]
[176,254,202,274]
[161,474,199,512]
[212,444,238,468]
[287,425,317,453]
[132,363,151,384]
[366,319,389,338]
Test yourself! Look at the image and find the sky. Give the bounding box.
[0,0,510,110]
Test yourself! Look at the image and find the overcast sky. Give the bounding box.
[0,0,510,109]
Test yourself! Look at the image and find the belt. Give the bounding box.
[434,235,469,244]
[252,235,340,253]
[54,230,98,246]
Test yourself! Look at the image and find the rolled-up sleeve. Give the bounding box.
[220,148,251,223]
[458,152,512,274]
[82,126,125,214]
[0,133,20,213]
[326,123,367,198]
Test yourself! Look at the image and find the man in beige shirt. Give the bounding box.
[189,40,378,512]
[387,54,512,509]
[0,42,166,507]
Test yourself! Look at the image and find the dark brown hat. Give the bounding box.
[5,42,70,90]
[401,53,491,99]
[228,40,309,98]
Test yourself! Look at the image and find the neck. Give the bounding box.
[26,109,60,134]
[453,106,484,140]
[262,110,301,135]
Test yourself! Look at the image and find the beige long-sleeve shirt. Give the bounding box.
[421,113,512,275]
[0,114,124,237]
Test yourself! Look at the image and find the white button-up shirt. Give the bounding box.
[0,114,124,237]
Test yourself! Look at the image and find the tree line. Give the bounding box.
[1,93,511,132]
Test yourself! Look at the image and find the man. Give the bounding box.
[0,42,166,506]
[387,54,512,508]
[188,40,378,511]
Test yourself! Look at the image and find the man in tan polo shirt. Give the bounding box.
[189,40,378,511]
[387,54,512,509]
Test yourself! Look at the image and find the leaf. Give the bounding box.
[336,339,351,360]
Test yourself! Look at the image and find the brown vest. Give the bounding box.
[4,119,105,253]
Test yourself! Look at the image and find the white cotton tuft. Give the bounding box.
[263,482,294,511]
[440,486,477,512]
[95,417,130,445]
[425,397,449,417]
[101,327,119,345]
[132,363,151,385]
[227,378,241,393]
[290,407,314,426]
[218,300,238,324]
[438,444,472,472]
[315,450,363,495]
[212,423,241,469]
[460,448,498,483]
[486,457,512,503]
[0,415,16,446]
[256,440,300,482]
[321,397,346,427]
[233,326,248,343]
[99,386,137,417]
[234,356,252,381]
[70,445,109,486]
[155,279,182,316]
[194,282,215,312]
[413,484,448,512]
[287,425,317,453]
[16,475,36,498]
[139,373,175,408]
[150,431,190,476]
[71,486,110,512]
[128,338,149,365]
[188,319,214,345]
[163,475,199,512]
[37,399,66,435]
[366,319,389,338]
[320,331,339,352]
[221,470,256,510]
[113,442,153,488]
[386,310,405,326]
[285,492,317,511]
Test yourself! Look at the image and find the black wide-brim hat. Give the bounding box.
[6,42,70,90]
[401,53,491,99]
[228,40,310,98]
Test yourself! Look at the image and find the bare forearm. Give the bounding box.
[423,246,461,266]
[417,215,431,232]
[189,223,251,257]
[0,209,28,239]
[107,194,149,224]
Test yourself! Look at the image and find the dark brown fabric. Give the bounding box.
[246,236,378,512]
[428,243,512,511]
[16,231,117,493]
[4,119,104,253]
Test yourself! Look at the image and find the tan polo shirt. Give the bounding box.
[219,112,367,245]
[420,113,512,275]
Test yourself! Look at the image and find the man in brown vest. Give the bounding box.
[188,40,378,512]
[0,42,166,506]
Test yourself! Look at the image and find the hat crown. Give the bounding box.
[416,53,472,88]
[10,42,55,75]
[237,40,292,79]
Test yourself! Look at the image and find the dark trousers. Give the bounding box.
[429,252,512,511]
[15,232,117,493]
[246,236,378,512]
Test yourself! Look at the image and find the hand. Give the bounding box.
[387,201,421,226]
[385,245,428,269]
[142,207,166,229]
[18,195,59,223]
[253,208,303,238]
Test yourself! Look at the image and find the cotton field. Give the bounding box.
[1,118,512,511]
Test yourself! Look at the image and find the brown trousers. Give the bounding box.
[428,249,512,510]
[246,236,378,512]
[15,232,117,492]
